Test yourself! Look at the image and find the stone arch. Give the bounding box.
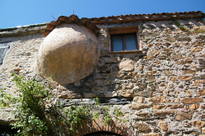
[72,119,134,136]
[83,131,122,136]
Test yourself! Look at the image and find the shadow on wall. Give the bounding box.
[64,52,145,98]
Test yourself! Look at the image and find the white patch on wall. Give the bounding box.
[0,43,10,65]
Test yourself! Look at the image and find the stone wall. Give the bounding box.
[0,19,205,135]
[0,34,44,94]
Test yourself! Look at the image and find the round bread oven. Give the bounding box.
[36,24,98,85]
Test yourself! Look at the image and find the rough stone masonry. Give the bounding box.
[0,11,205,136]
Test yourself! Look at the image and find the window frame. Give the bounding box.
[111,33,138,52]
[0,44,10,65]
[108,26,140,53]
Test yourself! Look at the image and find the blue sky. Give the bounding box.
[0,0,205,29]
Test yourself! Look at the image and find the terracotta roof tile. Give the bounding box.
[89,11,204,24]
[44,15,99,36]
[44,11,205,36]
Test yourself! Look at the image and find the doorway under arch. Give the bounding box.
[83,131,123,136]
[71,118,134,136]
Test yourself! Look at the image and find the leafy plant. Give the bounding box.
[1,74,120,135]
[0,89,16,107]
[174,20,189,32]
[113,107,128,123]
[63,105,90,132]
[12,74,50,136]
[113,108,123,117]
[101,106,112,125]
[94,97,100,105]
[103,113,112,125]
[92,111,100,120]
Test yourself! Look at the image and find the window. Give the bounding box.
[0,43,10,65]
[111,33,137,52]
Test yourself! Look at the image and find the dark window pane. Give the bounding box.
[111,33,137,51]
[0,44,9,64]
[112,35,123,51]
[124,34,137,50]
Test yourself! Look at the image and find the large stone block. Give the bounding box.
[181,97,203,104]
[36,24,98,85]
[175,111,192,121]
[133,123,152,133]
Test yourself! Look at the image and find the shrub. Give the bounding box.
[1,75,122,135]
[12,75,49,136]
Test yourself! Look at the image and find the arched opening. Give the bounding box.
[83,131,123,136]
[72,118,134,136]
